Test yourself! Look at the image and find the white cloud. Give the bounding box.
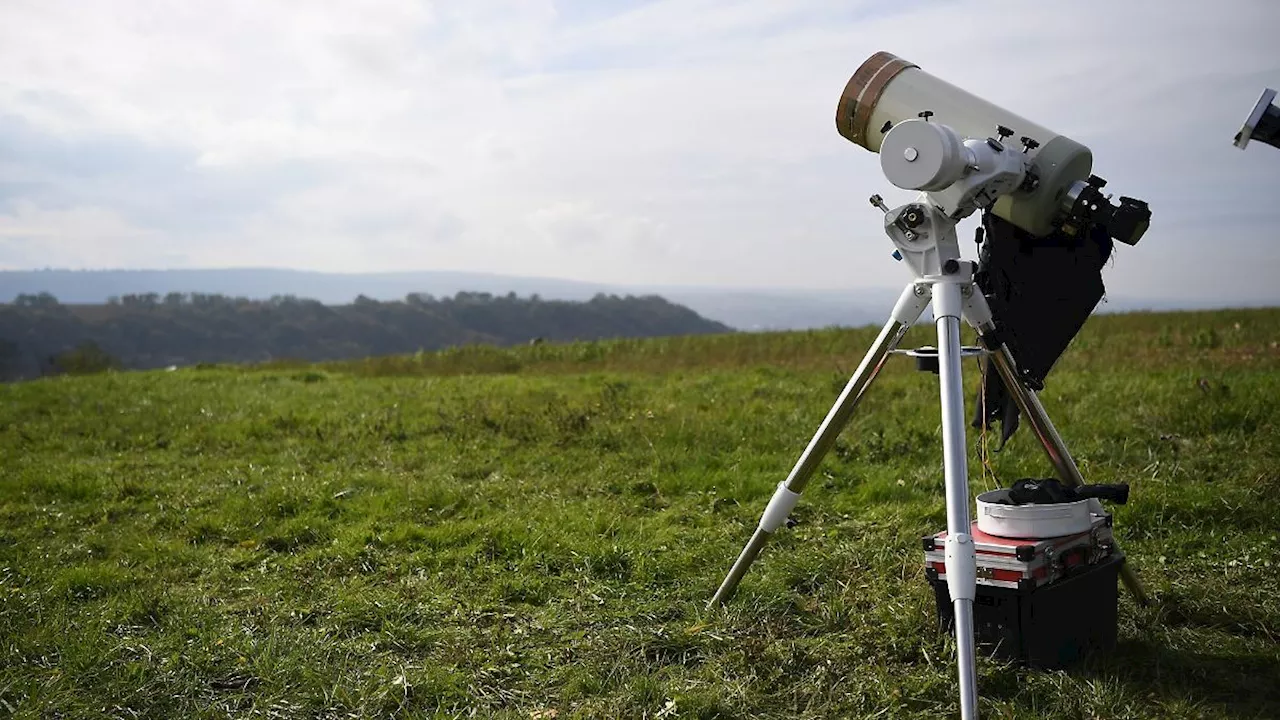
[527,200,668,253]
[0,0,1278,302]
[0,201,176,268]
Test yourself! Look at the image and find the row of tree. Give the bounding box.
[12,290,557,309]
[0,291,730,380]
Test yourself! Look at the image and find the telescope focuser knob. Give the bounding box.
[918,110,934,122]
[996,125,1014,140]
[1020,136,1040,153]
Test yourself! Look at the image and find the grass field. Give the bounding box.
[2,308,1279,719]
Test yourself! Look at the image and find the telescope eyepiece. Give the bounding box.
[1060,178,1150,246]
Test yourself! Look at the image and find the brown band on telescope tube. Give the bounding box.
[836,51,918,149]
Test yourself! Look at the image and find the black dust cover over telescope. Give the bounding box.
[972,213,1113,445]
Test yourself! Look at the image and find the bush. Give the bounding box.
[50,341,121,376]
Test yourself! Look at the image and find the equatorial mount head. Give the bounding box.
[879,119,1028,220]
[877,118,1150,247]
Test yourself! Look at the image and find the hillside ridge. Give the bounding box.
[0,291,730,380]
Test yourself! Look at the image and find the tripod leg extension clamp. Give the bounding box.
[759,482,802,533]
[944,533,977,602]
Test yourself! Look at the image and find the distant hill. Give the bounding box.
[0,269,890,331]
[0,291,729,380]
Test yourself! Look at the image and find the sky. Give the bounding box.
[1,0,1278,304]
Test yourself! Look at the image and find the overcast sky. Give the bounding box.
[1,0,1278,303]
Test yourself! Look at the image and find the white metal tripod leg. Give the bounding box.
[934,279,979,720]
[708,282,931,606]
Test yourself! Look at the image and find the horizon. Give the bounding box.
[3,266,1276,315]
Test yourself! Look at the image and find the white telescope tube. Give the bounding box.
[836,52,1094,237]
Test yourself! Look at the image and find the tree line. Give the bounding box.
[0,291,730,380]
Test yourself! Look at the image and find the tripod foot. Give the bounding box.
[708,528,772,607]
[1121,565,1150,606]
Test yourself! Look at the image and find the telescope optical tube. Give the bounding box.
[836,52,1093,238]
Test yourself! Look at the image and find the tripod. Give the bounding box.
[707,198,1148,720]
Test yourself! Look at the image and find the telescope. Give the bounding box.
[709,51,1154,720]
[837,52,1152,445]
[1235,88,1280,151]
[837,52,1149,246]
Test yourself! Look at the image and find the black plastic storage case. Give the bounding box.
[927,551,1124,668]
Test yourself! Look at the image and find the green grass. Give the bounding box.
[2,309,1279,719]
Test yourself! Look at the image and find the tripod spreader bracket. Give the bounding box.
[758,481,802,533]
